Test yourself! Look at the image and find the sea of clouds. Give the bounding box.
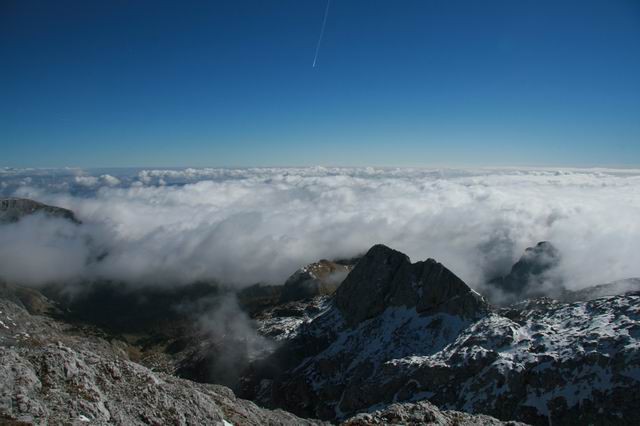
[1,166,640,294]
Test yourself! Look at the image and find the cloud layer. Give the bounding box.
[2,167,640,293]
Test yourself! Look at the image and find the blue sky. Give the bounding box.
[1,0,639,168]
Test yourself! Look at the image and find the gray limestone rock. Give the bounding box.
[342,401,527,426]
[0,295,324,426]
[0,198,79,224]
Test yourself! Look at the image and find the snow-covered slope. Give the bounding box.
[245,245,640,425]
[388,294,640,424]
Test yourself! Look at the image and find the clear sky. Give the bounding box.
[1,0,639,168]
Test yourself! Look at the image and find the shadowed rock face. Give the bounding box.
[335,244,488,326]
[44,281,221,333]
[488,241,561,302]
[238,283,283,315]
[0,198,79,224]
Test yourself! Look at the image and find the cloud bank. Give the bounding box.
[1,167,640,293]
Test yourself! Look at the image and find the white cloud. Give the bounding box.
[74,175,100,187]
[100,174,121,187]
[0,214,90,286]
[2,167,640,292]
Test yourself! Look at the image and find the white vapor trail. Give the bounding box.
[313,0,331,68]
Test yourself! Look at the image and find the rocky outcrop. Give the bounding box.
[0,294,324,425]
[236,259,352,316]
[244,245,640,425]
[0,281,61,316]
[342,401,527,426]
[486,242,640,305]
[243,245,490,420]
[280,260,351,304]
[488,241,561,302]
[335,245,488,326]
[0,198,79,224]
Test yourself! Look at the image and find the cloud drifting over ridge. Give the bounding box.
[1,167,640,292]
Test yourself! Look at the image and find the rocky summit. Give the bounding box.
[0,198,79,224]
[243,245,490,420]
[280,260,352,304]
[335,244,488,326]
[487,241,562,303]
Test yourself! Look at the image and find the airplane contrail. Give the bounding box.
[312,0,331,68]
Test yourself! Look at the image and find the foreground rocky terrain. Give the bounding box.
[0,282,518,425]
[0,288,323,425]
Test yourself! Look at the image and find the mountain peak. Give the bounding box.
[334,245,487,326]
[279,259,352,303]
[489,241,561,301]
[0,197,79,224]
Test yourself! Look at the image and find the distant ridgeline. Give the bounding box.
[0,198,80,224]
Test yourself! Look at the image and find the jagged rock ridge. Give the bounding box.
[0,198,79,224]
[243,245,490,420]
[335,244,488,326]
[243,245,640,425]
